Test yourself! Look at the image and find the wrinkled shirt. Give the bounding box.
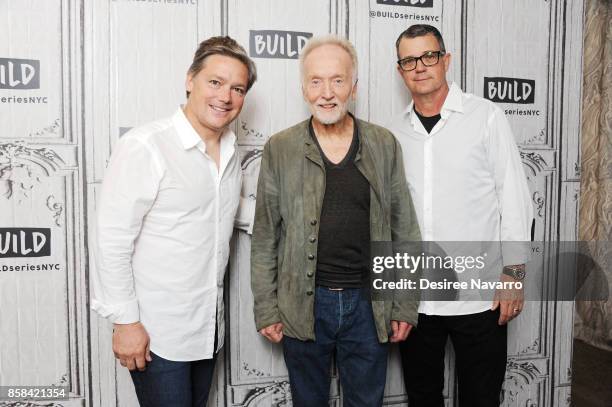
[389,83,533,316]
[91,108,241,360]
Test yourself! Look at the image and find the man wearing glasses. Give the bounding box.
[389,25,533,406]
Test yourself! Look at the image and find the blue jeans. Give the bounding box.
[282,287,388,407]
[129,351,217,407]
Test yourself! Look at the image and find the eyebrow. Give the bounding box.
[208,74,227,81]
[209,74,247,88]
[400,50,440,59]
[306,73,349,80]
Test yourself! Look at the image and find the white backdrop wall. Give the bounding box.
[0,1,584,406]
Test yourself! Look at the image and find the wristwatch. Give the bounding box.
[503,265,525,280]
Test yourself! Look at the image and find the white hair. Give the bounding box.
[299,35,358,84]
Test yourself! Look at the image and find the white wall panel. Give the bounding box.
[465,0,552,147]
[1,0,88,405]
[1,1,585,406]
[0,0,67,143]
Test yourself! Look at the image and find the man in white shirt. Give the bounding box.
[389,25,533,406]
[91,36,256,407]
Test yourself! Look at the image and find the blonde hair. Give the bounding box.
[299,35,358,84]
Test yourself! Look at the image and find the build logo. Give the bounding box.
[0,228,51,258]
[249,30,313,59]
[484,77,535,104]
[0,58,40,90]
[111,0,197,4]
[377,0,434,7]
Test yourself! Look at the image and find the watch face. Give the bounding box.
[504,266,525,280]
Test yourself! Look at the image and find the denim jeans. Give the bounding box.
[129,351,217,407]
[282,286,388,407]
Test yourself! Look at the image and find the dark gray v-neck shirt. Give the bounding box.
[309,119,371,288]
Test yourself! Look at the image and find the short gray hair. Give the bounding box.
[299,35,358,84]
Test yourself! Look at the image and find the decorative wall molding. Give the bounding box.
[518,338,540,355]
[0,1,581,406]
[27,119,62,139]
[239,381,291,407]
[533,191,546,218]
[0,142,65,201]
[46,195,64,226]
[240,149,263,171]
[526,129,547,145]
[501,359,543,403]
[242,363,270,378]
[521,151,549,176]
[239,122,265,143]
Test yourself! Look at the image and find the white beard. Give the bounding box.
[309,100,350,125]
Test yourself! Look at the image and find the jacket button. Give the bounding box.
[308,254,315,260]
[310,219,317,225]
[307,271,314,278]
[309,236,316,243]
[307,290,313,296]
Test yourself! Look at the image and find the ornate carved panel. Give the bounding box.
[0,141,86,404]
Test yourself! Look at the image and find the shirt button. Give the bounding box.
[307,271,314,278]
[308,254,315,260]
[306,290,313,296]
[310,219,317,225]
[309,236,317,243]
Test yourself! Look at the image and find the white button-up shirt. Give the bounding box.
[389,82,533,316]
[91,107,241,361]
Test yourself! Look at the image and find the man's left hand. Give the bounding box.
[390,320,413,342]
[491,273,524,325]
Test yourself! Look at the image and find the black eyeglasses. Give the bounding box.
[397,50,446,71]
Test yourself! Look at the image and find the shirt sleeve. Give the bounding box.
[250,139,282,331]
[486,106,534,266]
[389,135,421,326]
[90,135,164,324]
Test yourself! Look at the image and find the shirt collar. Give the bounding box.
[172,107,237,152]
[441,82,464,116]
[307,113,360,163]
[405,81,464,122]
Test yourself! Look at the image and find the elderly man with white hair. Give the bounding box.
[250,35,421,406]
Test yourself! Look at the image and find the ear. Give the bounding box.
[185,72,194,95]
[351,79,358,101]
[396,64,404,77]
[443,53,451,73]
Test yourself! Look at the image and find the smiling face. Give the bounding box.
[183,54,249,139]
[302,44,356,125]
[396,33,450,98]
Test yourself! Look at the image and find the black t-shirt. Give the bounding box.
[414,108,441,133]
[309,119,371,288]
